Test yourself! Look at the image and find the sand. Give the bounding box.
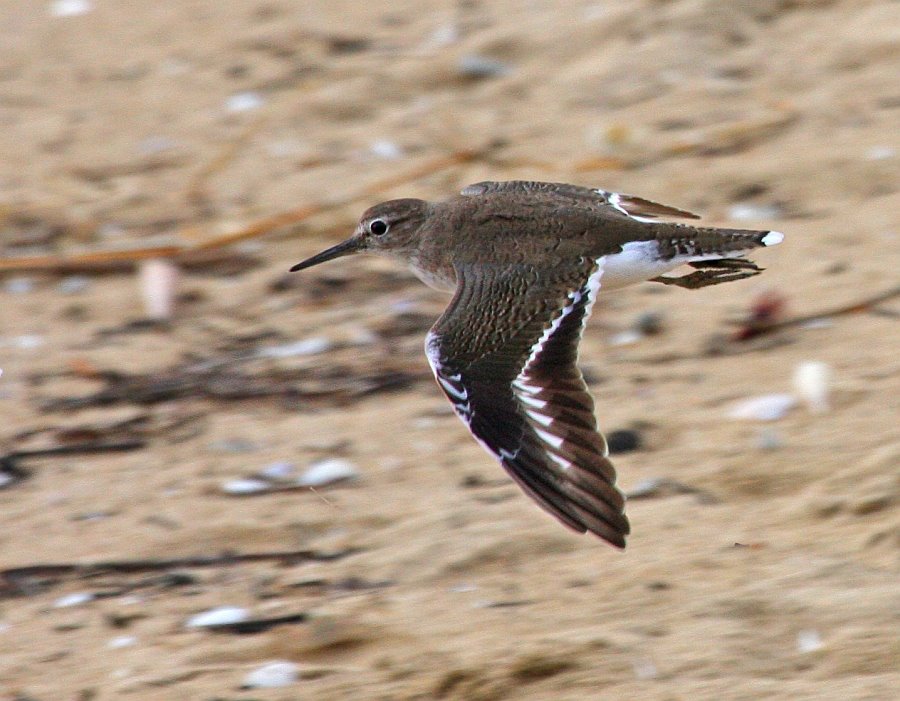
[0,1,897,699]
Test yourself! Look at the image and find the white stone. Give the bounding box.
[726,394,796,421]
[792,361,831,413]
[728,203,782,221]
[259,461,296,480]
[242,661,299,689]
[107,635,137,649]
[49,0,92,17]
[53,592,94,608]
[370,140,403,160]
[138,258,179,321]
[222,478,270,495]
[14,335,44,350]
[256,338,332,358]
[4,277,34,295]
[226,92,264,113]
[297,459,359,487]
[185,606,249,628]
[797,629,823,653]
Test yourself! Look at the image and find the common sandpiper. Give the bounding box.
[291,180,783,548]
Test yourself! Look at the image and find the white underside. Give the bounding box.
[600,240,728,290]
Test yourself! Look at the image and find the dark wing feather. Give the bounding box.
[461,180,701,221]
[425,260,629,548]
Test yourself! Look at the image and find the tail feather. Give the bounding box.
[652,223,784,260]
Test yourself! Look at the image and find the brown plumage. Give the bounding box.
[292,181,783,548]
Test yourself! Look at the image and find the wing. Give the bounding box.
[425,259,630,548]
[461,180,701,221]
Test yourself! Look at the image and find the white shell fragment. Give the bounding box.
[50,0,93,17]
[226,91,264,113]
[138,258,180,321]
[728,203,782,221]
[297,459,359,487]
[221,478,270,495]
[53,591,95,608]
[184,606,249,628]
[797,629,824,653]
[256,338,332,358]
[242,661,299,689]
[259,461,297,481]
[370,139,404,160]
[727,394,796,421]
[792,361,831,413]
[107,635,137,649]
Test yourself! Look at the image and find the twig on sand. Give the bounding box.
[761,284,900,333]
[0,548,363,598]
[0,149,484,275]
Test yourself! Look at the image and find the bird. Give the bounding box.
[290,180,783,548]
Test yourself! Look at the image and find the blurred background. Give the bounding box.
[0,1,897,698]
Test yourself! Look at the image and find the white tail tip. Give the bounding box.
[761,231,784,246]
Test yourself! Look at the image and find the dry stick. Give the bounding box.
[0,150,482,274]
[0,548,363,596]
[1,441,146,483]
[0,246,183,273]
[748,284,900,335]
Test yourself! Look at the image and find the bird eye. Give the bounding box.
[369,219,389,236]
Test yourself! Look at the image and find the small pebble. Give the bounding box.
[242,661,299,689]
[297,458,359,487]
[222,478,270,495]
[49,0,92,17]
[226,91,264,113]
[756,428,783,450]
[449,583,478,593]
[606,429,643,454]
[726,394,796,421]
[728,203,782,221]
[4,277,34,295]
[792,360,831,413]
[632,658,658,680]
[208,438,258,453]
[53,592,94,608]
[137,135,177,155]
[423,23,459,49]
[13,335,44,350]
[257,338,332,358]
[796,629,823,653]
[609,329,644,346]
[57,276,90,294]
[138,258,179,321]
[259,461,296,481]
[633,311,665,335]
[458,55,513,79]
[107,635,137,649]
[865,145,894,161]
[185,606,249,628]
[370,140,403,160]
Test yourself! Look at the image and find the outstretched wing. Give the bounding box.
[461,180,701,222]
[425,259,630,548]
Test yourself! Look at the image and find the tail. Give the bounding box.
[653,223,784,260]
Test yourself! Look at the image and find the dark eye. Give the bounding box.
[369,219,388,236]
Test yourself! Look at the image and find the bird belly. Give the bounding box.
[600,241,724,289]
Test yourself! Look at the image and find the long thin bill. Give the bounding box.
[289,238,360,272]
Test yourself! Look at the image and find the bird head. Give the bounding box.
[290,198,430,272]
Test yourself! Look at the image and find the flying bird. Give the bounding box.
[291,181,783,548]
